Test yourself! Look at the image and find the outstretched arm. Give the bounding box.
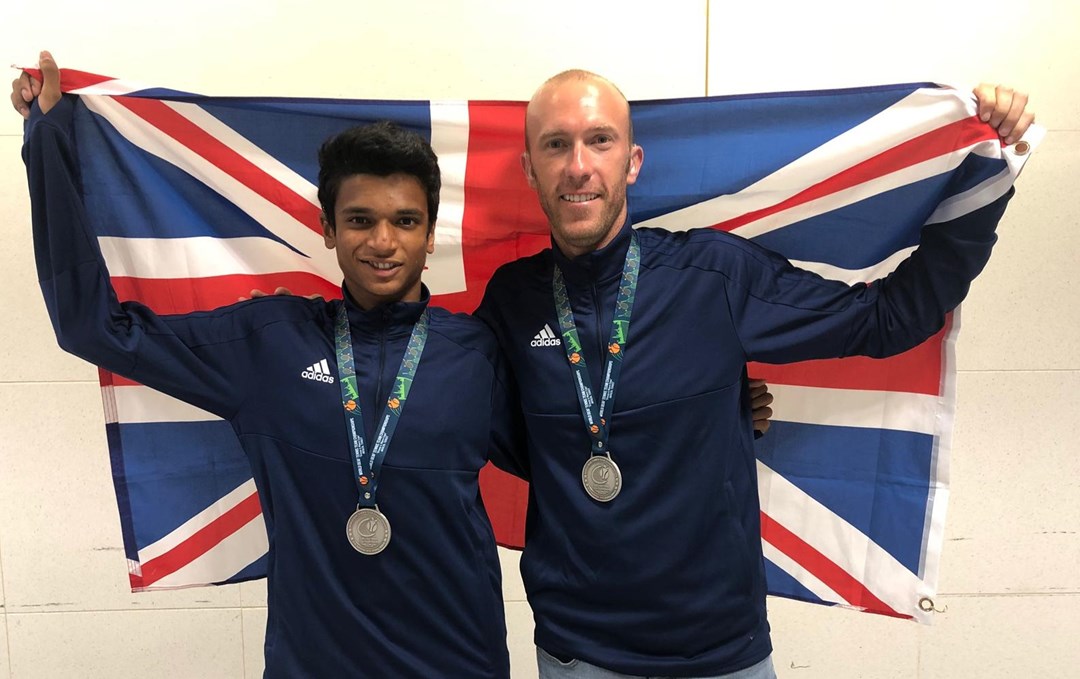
[22,52,275,419]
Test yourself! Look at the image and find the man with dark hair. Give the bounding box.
[20,52,523,678]
[317,120,443,231]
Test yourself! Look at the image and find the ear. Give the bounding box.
[520,151,538,190]
[321,213,336,249]
[626,144,644,186]
[427,220,436,254]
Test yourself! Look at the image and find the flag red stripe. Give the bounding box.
[133,491,263,588]
[453,102,545,549]
[480,464,528,550]
[713,118,998,232]
[25,68,117,92]
[111,95,323,235]
[433,101,550,315]
[748,327,945,395]
[107,374,141,388]
[104,273,342,391]
[748,313,953,395]
[760,511,909,619]
[111,273,341,315]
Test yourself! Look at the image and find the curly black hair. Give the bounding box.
[317,121,440,230]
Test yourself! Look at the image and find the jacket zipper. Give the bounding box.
[592,282,606,387]
[375,311,388,416]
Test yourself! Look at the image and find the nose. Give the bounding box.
[567,141,592,180]
[370,220,396,252]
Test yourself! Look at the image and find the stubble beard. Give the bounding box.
[541,177,629,257]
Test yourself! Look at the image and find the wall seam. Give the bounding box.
[704,0,710,96]
[239,605,247,679]
[1,534,12,678]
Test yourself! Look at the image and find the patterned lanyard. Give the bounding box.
[552,230,640,502]
[335,305,429,509]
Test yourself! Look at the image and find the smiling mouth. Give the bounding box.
[561,193,600,203]
[361,260,400,271]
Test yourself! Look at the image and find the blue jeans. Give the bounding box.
[536,648,777,679]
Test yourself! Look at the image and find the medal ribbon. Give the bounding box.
[335,305,429,508]
[553,230,640,458]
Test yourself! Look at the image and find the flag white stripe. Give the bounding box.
[169,102,322,210]
[98,235,332,279]
[68,79,149,96]
[426,101,470,295]
[757,460,933,622]
[726,140,1001,241]
[100,378,119,425]
[139,479,259,563]
[82,96,338,275]
[138,513,268,590]
[111,384,220,424]
[106,379,939,433]
[920,308,961,584]
[636,88,973,231]
[788,247,915,285]
[769,384,939,435]
[925,166,1014,225]
[762,542,843,604]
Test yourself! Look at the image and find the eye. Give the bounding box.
[398,217,420,227]
[346,215,371,226]
[544,138,567,150]
[593,134,614,146]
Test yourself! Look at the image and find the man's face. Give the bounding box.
[522,78,643,258]
[323,173,435,310]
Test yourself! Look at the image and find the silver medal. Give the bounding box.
[582,454,622,502]
[346,507,392,555]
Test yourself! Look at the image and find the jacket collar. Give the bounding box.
[551,217,634,287]
[341,283,431,338]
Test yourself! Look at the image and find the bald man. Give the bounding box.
[475,70,1032,679]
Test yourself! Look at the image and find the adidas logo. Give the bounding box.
[530,324,562,348]
[301,358,336,384]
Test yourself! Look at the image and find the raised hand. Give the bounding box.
[10,51,61,118]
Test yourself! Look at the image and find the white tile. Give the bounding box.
[499,546,527,603]
[0,547,6,679]
[505,600,536,679]
[241,607,266,679]
[940,371,1080,595]
[0,614,10,679]
[766,597,919,679]
[956,131,1080,371]
[7,2,704,101]
[0,139,100,384]
[0,383,240,612]
[7,609,243,678]
[917,594,1080,678]
[705,0,1079,127]
[239,579,267,608]
[0,537,6,610]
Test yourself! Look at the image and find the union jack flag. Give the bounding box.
[29,68,1039,622]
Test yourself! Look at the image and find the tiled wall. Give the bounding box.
[1,1,1077,677]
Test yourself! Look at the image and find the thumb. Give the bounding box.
[38,51,62,114]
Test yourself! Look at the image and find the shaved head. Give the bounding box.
[520,70,644,257]
[525,70,634,150]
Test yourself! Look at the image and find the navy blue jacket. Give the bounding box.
[25,96,524,678]
[476,187,1009,675]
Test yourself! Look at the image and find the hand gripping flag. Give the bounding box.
[25,68,1040,621]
